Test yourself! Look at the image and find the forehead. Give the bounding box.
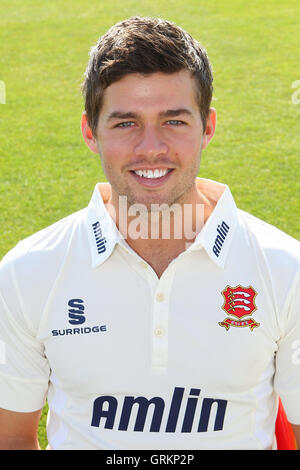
[100,70,198,117]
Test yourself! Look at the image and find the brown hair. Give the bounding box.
[82,16,213,136]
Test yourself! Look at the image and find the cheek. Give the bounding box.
[186,130,203,151]
[97,142,126,171]
[175,138,202,167]
[170,129,202,153]
[98,131,134,162]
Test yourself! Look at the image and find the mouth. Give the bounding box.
[129,168,174,188]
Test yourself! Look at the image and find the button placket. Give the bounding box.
[152,267,176,369]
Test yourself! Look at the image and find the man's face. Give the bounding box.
[84,70,216,209]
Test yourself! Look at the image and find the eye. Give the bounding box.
[166,120,185,126]
[115,121,135,128]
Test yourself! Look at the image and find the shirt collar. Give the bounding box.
[86,183,122,268]
[85,179,238,269]
[191,180,238,268]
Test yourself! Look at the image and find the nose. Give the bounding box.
[134,125,168,159]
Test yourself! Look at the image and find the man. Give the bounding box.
[0,16,299,450]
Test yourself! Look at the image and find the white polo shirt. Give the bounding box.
[0,178,300,450]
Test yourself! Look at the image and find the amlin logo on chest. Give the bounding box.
[91,387,228,434]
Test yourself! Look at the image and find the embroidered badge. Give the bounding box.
[219,285,260,331]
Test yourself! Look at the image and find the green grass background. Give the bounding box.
[0,0,299,450]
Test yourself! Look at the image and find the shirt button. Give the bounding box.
[140,261,148,269]
[156,292,165,302]
[154,327,165,337]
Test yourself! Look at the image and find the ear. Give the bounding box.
[81,112,99,154]
[201,108,217,150]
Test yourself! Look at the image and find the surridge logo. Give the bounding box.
[91,387,227,433]
[51,298,107,337]
[92,221,107,254]
[213,221,230,257]
[68,298,85,325]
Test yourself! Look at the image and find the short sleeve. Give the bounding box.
[0,248,50,412]
[274,271,300,424]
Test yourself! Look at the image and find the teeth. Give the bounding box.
[134,169,169,178]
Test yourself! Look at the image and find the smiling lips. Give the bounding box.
[134,168,169,178]
[130,168,174,187]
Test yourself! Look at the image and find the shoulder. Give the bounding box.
[237,208,300,274]
[4,208,86,255]
[0,207,88,280]
[0,208,89,333]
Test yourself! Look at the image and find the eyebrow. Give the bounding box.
[106,108,193,122]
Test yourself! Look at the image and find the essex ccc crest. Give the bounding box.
[219,285,260,331]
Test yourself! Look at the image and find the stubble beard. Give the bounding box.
[101,156,206,244]
[104,156,201,214]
